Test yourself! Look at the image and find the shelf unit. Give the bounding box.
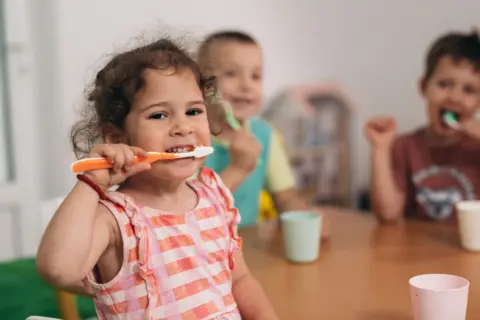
[262,84,353,207]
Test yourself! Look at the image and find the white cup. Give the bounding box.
[280,211,322,263]
[409,274,469,320]
[456,201,480,251]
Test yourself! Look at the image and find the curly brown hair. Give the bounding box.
[71,37,225,159]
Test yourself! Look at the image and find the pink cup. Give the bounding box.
[409,274,469,320]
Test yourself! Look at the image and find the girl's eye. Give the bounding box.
[186,108,203,116]
[149,113,167,120]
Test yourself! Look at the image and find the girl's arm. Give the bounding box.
[61,282,95,298]
[36,180,114,287]
[37,144,149,288]
[232,251,278,320]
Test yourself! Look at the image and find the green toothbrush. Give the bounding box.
[224,103,242,130]
[207,91,241,130]
[443,111,459,129]
[206,91,262,166]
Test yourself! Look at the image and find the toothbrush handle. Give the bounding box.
[71,157,142,173]
[71,152,180,173]
[72,158,115,173]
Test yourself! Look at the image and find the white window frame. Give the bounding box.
[0,0,41,258]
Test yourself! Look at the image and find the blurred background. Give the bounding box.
[0,1,478,315]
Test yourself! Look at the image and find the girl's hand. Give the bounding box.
[84,144,151,190]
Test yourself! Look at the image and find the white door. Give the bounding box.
[0,0,40,261]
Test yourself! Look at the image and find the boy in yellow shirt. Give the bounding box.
[199,30,329,238]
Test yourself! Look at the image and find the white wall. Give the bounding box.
[36,0,480,201]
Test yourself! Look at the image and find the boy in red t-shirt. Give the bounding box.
[365,30,480,223]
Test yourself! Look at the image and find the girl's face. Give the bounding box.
[123,68,211,181]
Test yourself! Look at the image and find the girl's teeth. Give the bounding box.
[170,147,188,153]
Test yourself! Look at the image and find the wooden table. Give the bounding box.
[240,210,480,319]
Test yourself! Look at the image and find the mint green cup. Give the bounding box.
[280,211,322,263]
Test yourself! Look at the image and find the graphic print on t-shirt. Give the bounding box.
[412,165,475,220]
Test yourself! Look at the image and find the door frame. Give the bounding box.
[0,0,41,258]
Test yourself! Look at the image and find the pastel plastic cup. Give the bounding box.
[456,201,480,251]
[409,274,469,320]
[280,211,322,263]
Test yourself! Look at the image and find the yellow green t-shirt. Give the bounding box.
[211,120,296,193]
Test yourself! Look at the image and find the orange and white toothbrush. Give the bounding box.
[71,146,214,173]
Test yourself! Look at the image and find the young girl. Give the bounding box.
[36,38,277,320]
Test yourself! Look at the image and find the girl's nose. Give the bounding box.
[170,119,193,136]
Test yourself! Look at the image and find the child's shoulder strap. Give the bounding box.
[98,191,136,226]
[197,167,233,207]
[197,166,240,226]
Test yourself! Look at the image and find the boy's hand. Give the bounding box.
[459,117,480,141]
[229,129,262,174]
[364,116,397,149]
[84,144,151,190]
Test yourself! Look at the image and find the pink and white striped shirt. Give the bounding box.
[84,167,242,320]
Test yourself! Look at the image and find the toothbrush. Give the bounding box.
[207,91,241,130]
[443,111,460,129]
[207,91,262,167]
[71,146,214,173]
[223,100,242,130]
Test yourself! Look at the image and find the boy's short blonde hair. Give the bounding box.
[197,30,258,72]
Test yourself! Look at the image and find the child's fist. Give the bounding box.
[364,116,397,148]
[84,144,151,190]
[229,129,262,175]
